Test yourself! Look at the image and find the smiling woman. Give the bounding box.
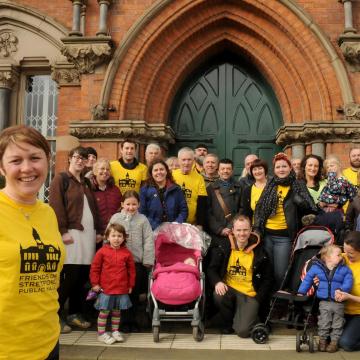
[0,125,65,360]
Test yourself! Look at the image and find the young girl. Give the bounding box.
[318,155,357,212]
[108,190,154,332]
[90,223,135,344]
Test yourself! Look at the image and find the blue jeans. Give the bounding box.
[264,234,292,289]
[339,315,360,351]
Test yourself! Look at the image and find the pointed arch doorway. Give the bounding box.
[170,53,283,176]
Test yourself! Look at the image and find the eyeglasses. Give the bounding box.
[72,155,85,161]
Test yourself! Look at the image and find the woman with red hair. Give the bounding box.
[253,153,317,288]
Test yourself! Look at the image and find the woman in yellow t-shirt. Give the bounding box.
[0,125,64,360]
[254,153,317,288]
[241,158,268,223]
[336,231,360,351]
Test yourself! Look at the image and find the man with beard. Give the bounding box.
[193,143,208,173]
[343,148,360,188]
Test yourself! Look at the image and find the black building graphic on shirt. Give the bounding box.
[119,173,136,188]
[181,182,192,199]
[229,258,246,276]
[20,228,61,273]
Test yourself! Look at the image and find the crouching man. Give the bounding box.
[207,215,273,337]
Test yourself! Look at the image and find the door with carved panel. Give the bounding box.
[170,58,283,176]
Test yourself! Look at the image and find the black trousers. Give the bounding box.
[45,341,59,360]
[58,264,90,316]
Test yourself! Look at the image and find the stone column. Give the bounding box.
[341,0,357,33]
[69,0,84,36]
[311,142,325,159]
[291,144,305,159]
[80,3,87,36]
[0,65,19,130]
[97,0,112,36]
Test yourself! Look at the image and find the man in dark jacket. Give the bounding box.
[206,158,242,246]
[207,215,273,337]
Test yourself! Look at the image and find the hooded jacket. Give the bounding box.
[139,181,188,230]
[298,256,353,300]
[207,233,273,304]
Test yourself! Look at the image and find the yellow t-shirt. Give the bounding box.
[110,160,147,194]
[251,184,264,221]
[224,249,256,297]
[172,169,207,224]
[343,254,360,315]
[265,185,290,230]
[0,191,65,360]
[343,168,359,187]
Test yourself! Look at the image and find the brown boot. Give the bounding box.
[326,340,338,353]
[318,338,327,352]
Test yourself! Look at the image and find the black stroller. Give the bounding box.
[251,225,334,352]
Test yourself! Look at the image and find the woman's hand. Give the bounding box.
[215,281,228,296]
[92,285,102,293]
[96,234,103,243]
[335,289,350,302]
[62,232,74,245]
[128,287,132,294]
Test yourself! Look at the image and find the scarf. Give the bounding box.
[255,170,316,232]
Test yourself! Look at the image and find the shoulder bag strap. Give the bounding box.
[214,188,232,220]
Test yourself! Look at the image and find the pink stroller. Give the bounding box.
[148,222,210,342]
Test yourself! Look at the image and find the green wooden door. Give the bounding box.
[170,59,283,176]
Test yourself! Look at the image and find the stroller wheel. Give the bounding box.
[251,323,269,344]
[308,332,314,353]
[193,322,205,342]
[153,325,160,343]
[296,332,302,352]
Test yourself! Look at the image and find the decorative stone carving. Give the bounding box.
[51,61,81,87]
[0,32,18,57]
[344,102,360,119]
[276,121,360,147]
[69,120,175,146]
[91,104,107,120]
[0,66,19,89]
[338,34,360,72]
[61,36,112,74]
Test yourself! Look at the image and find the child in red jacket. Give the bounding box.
[90,223,135,344]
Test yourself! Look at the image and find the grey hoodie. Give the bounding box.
[109,210,154,265]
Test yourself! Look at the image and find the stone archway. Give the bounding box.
[98,0,352,129]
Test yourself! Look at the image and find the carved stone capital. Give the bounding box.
[0,32,18,58]
[276,121,360,147]
[91,104,107,120]
[69,120,175,147]
[344,102,360,119]
[61,36,112,74]
[338,33,360,71]
[51,61,81,87]
[0,64,19,89]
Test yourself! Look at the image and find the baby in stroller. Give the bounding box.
[149,222,210,342]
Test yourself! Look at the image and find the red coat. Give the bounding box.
[90,245,136,295]
[93,185,122,234]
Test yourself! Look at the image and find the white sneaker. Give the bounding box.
[112,331,125,342]
[98,333,116,345]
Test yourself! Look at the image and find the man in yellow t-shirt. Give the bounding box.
[343,147,360,188]
[207,215,273,337]
[172,147,207,227]
[110,139,147,194]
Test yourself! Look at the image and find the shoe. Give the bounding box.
[120,324,131,333]
[318,338,327,352]
[60,319,72,334]
[98,333,116,345]
[326,340,338,353]
[112,331,125,342]
[221,327,235,335]
[301,214,316,227]
[131,323,140,333]
[67,314,91,329]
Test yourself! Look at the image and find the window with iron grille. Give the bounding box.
[24,75,58,202]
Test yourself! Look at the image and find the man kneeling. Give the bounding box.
[207,215,273,337]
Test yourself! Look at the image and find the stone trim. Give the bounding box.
[0,31,18,58]
[61,36,112,74]
[339,33,360,72]
[51,61,81,87]
[276,120,360,147]
[69,120,175,146]
[0,63,19,89]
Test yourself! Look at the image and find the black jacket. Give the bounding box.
[207,234,273,304]
[206,178,242,235]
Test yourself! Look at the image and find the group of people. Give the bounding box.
[1,126,360,359]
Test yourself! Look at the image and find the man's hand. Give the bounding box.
[92,285,102,292]
[96,234,103,244]
[221,228,232,237]
[62,232,74,245]
[215,281,228,296]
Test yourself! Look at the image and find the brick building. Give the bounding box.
[1,0,360,195]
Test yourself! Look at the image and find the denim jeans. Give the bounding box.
[339,315,360,351]
[264,234,292,288]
